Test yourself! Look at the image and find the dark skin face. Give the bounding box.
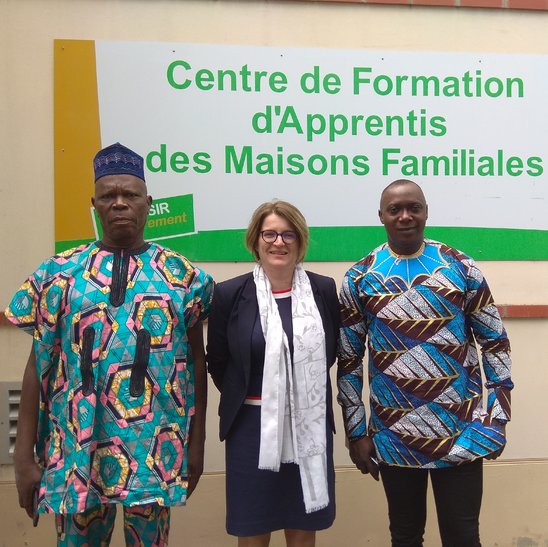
[378,181,428,255]
[92,174,152,249]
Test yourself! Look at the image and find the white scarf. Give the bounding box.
[254,263,329,513]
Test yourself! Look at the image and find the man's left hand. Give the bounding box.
[185,436,205,499]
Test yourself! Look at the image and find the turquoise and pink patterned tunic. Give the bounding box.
[337,239,513,468]
[5,241,213,513]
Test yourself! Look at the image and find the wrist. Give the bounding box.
[348,434,368,443]
[14,451,37,466]
[14,457,39,477]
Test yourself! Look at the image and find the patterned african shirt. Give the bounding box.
[5,241,213,513]
[337,239,513,468]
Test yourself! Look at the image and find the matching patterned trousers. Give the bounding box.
[55,504,170,546]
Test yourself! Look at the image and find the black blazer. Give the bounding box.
[207,271,340,441]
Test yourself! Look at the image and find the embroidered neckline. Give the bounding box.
[388,241,425,260]
[94,241,151,306]
[372,241,449,288]
[96,241,151,255]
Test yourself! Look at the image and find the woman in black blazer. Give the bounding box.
[207,200,339,547]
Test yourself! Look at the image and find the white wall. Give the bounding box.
[1,1,547,543]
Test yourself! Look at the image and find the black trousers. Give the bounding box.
[380,459,483,547]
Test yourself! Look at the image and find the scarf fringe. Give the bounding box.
[305,501,330,515]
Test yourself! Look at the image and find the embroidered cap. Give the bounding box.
[93,142,145,182]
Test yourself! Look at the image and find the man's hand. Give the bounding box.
[15,459,42,519]
[348,436,380,481]
[485,424,506,461]
[186,434,205,499]
[15,347,41,519]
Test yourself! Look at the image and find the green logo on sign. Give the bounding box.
[92,193,195,241]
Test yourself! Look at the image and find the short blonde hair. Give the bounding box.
[245,200,309,263]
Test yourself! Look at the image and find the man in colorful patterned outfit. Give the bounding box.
[5,143,214,546]
[337,179,513,546]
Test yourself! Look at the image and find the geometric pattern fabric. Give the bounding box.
[5,241,213,513]
[54,503,170,546]
[337,240,513,468]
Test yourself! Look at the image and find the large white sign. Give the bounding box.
[92,41,547,260]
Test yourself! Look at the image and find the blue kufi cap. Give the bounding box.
[93,142,145,182]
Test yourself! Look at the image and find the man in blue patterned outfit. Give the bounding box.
[337,179,513,546]
[6,143,213,546]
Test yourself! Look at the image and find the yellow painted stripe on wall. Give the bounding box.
[54,40,101,242]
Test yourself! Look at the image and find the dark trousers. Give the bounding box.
[380,459,483,547]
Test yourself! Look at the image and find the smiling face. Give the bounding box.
[92,174,152,249]
[256,213,300,276]
[379,181,428,255]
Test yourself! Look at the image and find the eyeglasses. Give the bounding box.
[260,230,298,244]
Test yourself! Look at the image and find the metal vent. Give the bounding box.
[0,382,22,464]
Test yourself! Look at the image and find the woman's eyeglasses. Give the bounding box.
[260,230,298,244]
